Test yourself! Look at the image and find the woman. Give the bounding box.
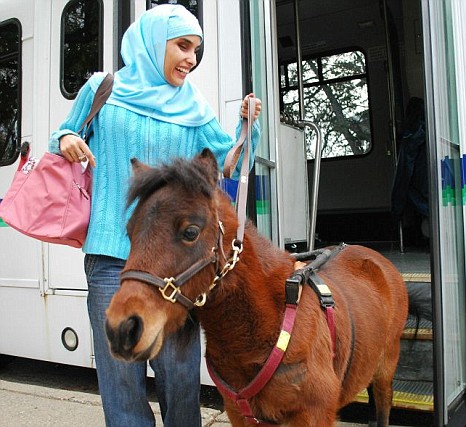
[49,5,261,427]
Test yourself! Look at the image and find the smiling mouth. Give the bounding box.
[176,67,189,75]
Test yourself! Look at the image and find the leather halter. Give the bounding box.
[120,222,228,310]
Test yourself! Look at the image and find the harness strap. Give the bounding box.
[290,244,346,358]
[308,271,336,356]
[206,245,346,425]
[120,270,196,310]
[207,301,298,426]
[120,252,217,310]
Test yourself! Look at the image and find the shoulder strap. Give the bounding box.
[78,73,114,135]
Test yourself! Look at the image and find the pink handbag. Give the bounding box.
[0,152,91,247]
[0,73,113,248]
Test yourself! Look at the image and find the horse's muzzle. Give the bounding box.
[105,315,144,360]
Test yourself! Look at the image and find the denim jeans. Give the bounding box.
[85,254,202,427]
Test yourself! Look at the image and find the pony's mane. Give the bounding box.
[127,157,216,208]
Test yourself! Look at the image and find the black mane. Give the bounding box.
[127,156,216,208]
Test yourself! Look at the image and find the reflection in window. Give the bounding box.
[0,20,20,166]
[61,0,103,98]
[280,50,371,160]
[148,0,201,17]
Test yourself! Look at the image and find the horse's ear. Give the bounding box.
[197,149,220,184]
[131,158,151,175]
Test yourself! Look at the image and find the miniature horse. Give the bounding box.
[105,149,408,426]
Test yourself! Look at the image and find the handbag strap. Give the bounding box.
[78,73,114,137]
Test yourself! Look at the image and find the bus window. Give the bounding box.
[61,0,103,99]
[148,0,201,18]
[280,50,371,160]
[0,19,21,167]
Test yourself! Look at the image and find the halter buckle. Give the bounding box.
[160,277,180,303]
[194,292,207,307]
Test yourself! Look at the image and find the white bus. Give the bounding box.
[1,1,465,425]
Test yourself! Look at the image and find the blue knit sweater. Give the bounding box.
[50,74,260,260]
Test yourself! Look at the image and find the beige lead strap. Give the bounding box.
[222,97,256,243]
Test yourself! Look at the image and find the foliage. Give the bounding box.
[281,50,371,159]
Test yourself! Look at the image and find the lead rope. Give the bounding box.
[209,100,298,425]
[222,97,256,244]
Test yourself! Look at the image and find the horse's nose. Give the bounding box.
[105,315,144,358]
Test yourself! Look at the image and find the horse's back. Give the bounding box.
[319,245,408,406]
[323,244,407,312]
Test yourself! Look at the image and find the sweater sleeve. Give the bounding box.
[48,73,106,154]
[196,117,261,178]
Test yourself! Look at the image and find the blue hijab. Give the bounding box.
[100,5,215,127]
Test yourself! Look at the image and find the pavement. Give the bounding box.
[0,378,368,427]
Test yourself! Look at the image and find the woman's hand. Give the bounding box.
[241,93,262,121]
[59,134,96,167]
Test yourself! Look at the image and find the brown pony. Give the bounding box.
[105,149,408,427]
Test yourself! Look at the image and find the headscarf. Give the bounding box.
[95,4,215,127]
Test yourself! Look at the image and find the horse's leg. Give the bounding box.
[367,384,378,427]
[367,379,392,427]
[368,339,401,427]
[223,402,248,427]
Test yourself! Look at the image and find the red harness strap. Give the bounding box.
[207,303,298,426]
[307,271,337,357]
[207,272,337,426]
[325,306,337,356]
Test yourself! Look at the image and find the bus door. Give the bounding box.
[275,0,397,246]
[47,0,113,292]
[261,0,436,422]
[0,2,42,302]
[422,1,466,424]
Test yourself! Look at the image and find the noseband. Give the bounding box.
[120,221,242,310]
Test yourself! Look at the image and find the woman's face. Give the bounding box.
[164,35,201,87]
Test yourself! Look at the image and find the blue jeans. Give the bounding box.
[85,254,202,427]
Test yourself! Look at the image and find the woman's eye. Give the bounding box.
[183,225,200,242]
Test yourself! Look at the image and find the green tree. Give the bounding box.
[281,51,371,159]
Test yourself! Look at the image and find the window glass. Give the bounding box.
[0,20,21,166]
[322,51,366,80]
[302,59,319,84]
[149,0,201,18]
[61,0,103,98]
[280,49,371,160]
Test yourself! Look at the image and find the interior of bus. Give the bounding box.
[275,0,433,424]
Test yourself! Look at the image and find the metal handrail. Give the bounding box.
[296,121,322,251]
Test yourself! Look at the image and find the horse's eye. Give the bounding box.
[183,225,200,242]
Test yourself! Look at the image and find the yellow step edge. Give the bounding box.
[402,328,433,340]
[402,272,431,282]
[354,389,433,412]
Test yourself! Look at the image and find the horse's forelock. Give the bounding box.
[127,157,217,209]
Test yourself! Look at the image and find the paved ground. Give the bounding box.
[0,377,368,427]
[0,357,420,426]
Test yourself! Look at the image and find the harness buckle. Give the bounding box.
[308,272,335,309]
[285,277,301,305]
[160,278,180,303]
